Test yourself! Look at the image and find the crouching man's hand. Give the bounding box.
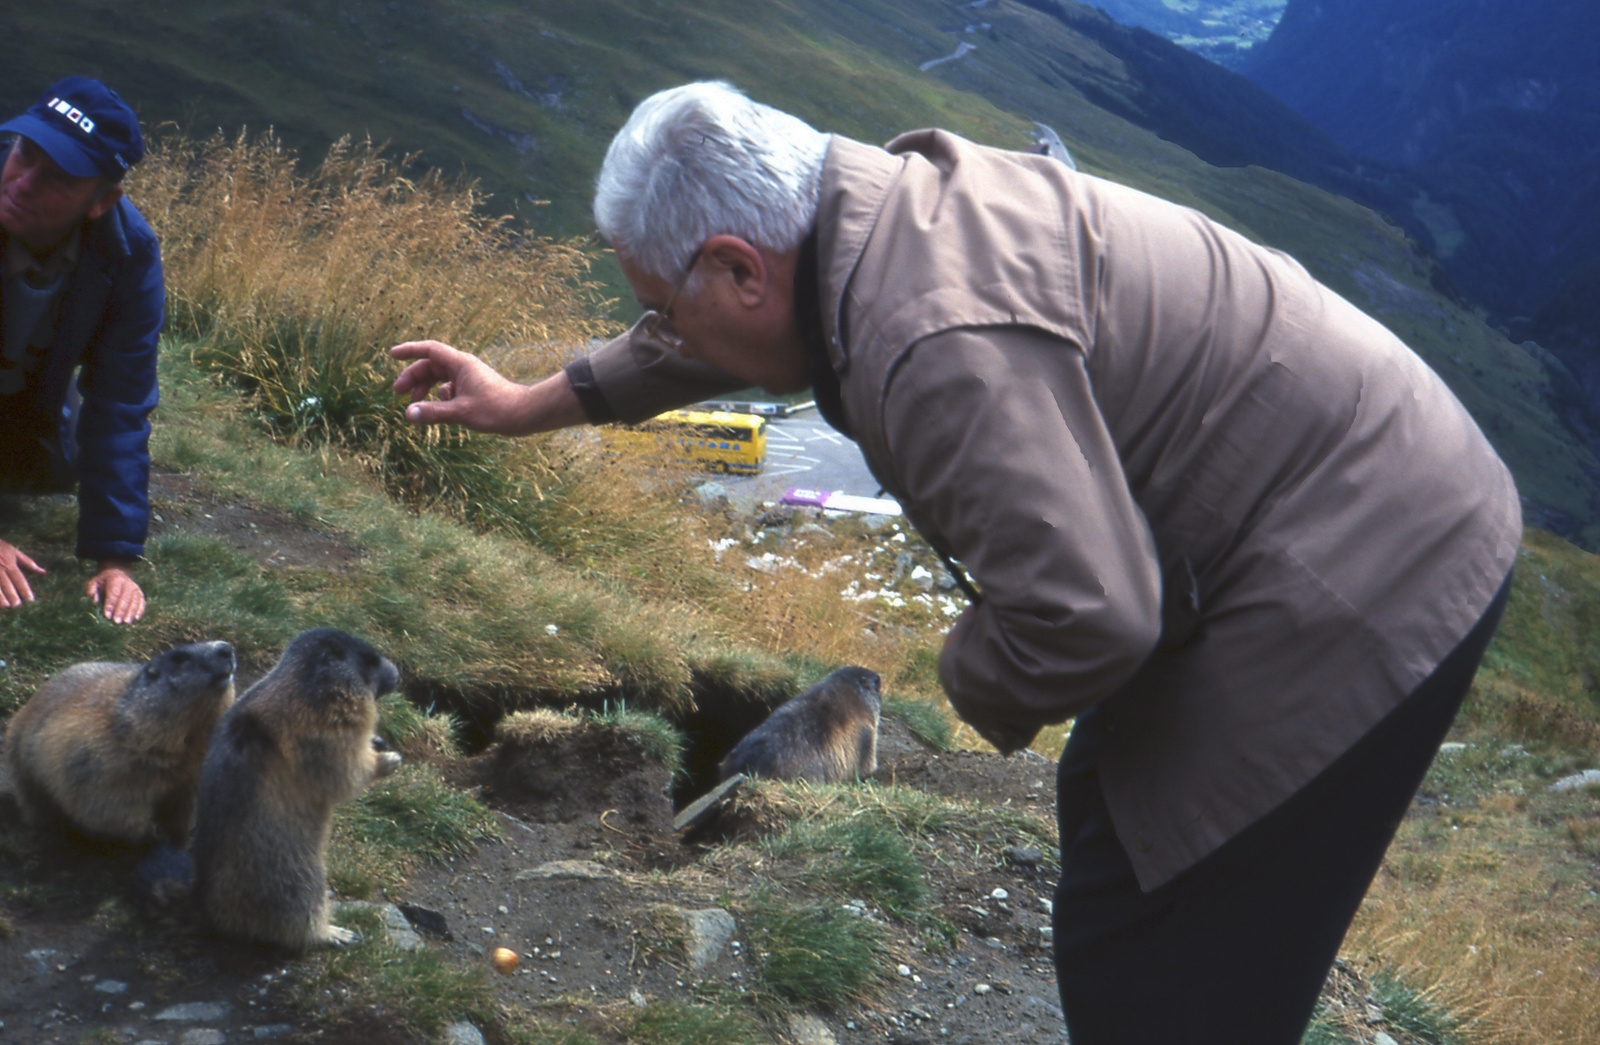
[88,558,146,624]
[0,538,45,609]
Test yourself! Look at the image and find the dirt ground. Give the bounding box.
[0,474,1071,1045]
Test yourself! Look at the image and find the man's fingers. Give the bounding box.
[1,570,35,607]
[12,550,45,575]
[404,396,468,426]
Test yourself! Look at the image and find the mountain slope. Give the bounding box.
[1243,0,1600,329]
[9,0,1597,541]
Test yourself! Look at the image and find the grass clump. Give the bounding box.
[622,999,762,1045]
[733,779,1057,863]
[310,903,497,1036]
[328,765,500,896]
[765,815,927,922]
[744,893,893,1011]
[1371,970,1471,1045]
[377,693,462,760]
[882,694,954,752]
[496,705,684,776]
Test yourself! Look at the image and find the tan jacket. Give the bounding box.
[576,131,1521,888]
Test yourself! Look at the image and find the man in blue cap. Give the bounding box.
[0,76,164,624]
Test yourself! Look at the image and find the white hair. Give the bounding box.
[593,81,830,282]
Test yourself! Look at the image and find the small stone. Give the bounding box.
[628,988,648,1007]
[155,1002,232,1022]
[787,1012,838,1045]
[252,1026,294,1039]
[181,1031,226,1045]
[989,887,1010,900]
[1374,1034,1400,1045]
[1548,769,1600,793]
[514,860,615,881]
[974,983,993,996]
[683,908,737,972]
[442,1023,486,1045]
[898,964,914,977]
[95,980,129,994]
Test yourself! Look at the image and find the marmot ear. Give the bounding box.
[144,662,162,683]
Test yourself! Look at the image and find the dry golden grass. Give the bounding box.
[1346,802,1600,1044]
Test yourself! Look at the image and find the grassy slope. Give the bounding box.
[13,0,1595,538]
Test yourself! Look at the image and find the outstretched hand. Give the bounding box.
[87,559,146,624]
[0,538,46,609]
[390,339,588,437]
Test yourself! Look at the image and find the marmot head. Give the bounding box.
[275,628,400,706]
[130,640,236,706]
[823,665,882,709]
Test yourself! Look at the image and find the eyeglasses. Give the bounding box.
[643,245,704,348]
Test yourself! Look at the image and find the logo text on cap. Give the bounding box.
[47,97,95,136]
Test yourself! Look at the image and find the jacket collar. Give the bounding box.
[815,135,905,374]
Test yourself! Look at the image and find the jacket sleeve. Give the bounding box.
[879,326,1163,735]
[73,219,164,562]
[563,315,753,424]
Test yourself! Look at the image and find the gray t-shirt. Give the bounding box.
[0,229,79,397]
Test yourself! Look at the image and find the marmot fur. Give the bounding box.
[2,641,236,846]
[719,666,881,783]
[191,628,401,950]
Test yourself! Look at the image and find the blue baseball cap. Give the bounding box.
[1,77,145,181]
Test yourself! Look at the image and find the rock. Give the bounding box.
[181,1031,227,1045]
[154,1002,232,1022]
[787,1012,838,1045]
[974,983,993,996]
[513,859,616,881]
[1374,1034,1400,1045]
[396,901,453,939]
[683,907,737,973]
[1004,846,1043,869]
[94,980,128,994]
[251,1026,294,1039]
[442,1022,486,1045]
[1548,769,1600,792]
[673,773,746,833]
[337,901,424,950]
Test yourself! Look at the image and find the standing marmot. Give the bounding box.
[191,627,402,950]
[2,641,236,846]
[719,666,882,783]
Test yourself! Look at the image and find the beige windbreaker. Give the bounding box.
[572,131,1522,889]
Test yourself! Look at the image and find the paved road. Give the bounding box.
[717,409,889,511]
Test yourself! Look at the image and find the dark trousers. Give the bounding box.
[0,393,76,493]
[1052,572,1512,1044]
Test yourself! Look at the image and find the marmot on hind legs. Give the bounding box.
[192,628,402,951]
[2,641,236,846]
[719,666,882,783]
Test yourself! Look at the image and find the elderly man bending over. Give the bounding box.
[393,82,1519,1044]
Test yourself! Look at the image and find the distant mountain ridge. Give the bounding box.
[1243,0,1600,360]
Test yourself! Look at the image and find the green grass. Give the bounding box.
[309,903,498,1036]
[744,893,893,1011]
[623,1000,762,1045]
[765,814,928,923]
[11,0,1593,541]
[328,765,501,897]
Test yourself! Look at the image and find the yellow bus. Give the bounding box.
[603,408,768,474]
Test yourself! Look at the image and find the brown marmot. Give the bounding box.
[719,666,882,783]
[191,627,402,950]
[2,641,236,846]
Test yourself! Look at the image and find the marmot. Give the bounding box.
[191,627,402,950]
[2,641,236,846]
[719,666,882,783]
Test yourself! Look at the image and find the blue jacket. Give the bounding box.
[20,194,164,561]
